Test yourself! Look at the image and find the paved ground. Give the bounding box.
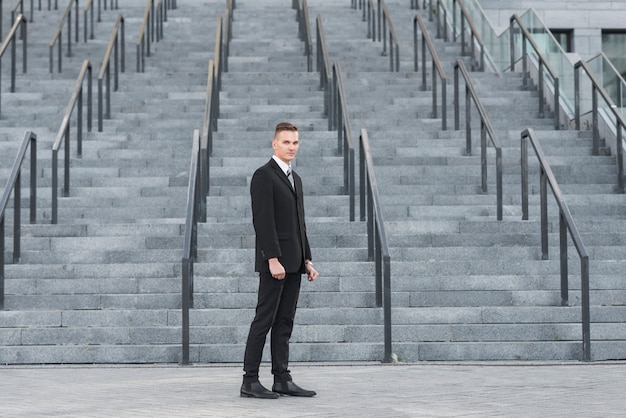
[2,361,626,417]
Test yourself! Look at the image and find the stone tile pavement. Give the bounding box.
[2,362,625,417]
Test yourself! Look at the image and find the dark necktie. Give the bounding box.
[286,167,295,190]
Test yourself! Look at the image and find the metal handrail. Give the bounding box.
[574,59,626,193]
[365,0,375,40]
[359,129,392,363]
[222,0,233,73]
[0,13,27,117]
[413,12,447,130]
[355,0,393,68]
[520,128,590,361]
[0,131,37,311]
[212,13,223,93]
[49,0,79,73]
[510,14,561,130]
[315,14,332,125]
[181,129,201,365]
[379,0,399,71]
[51,60,93,224]
[434,0,448,41]
[183,0,232,364]
[98,0,119,22]
[11,0,33,23]
[84,0,95,41]
[200,59,215,222]
[136,0,165,73]
[454,59,503,220]
[331,60,356,222]
[295,0,312,72]
[49,0,59,10]
[361,0,398,71]
[452,0,485,71]
[97,13,125,132]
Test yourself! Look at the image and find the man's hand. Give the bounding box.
[305,262,318,282]
[268,258,286,280]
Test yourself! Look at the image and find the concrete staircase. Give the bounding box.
[305,0,626,361]
[1,0,626,364]
[1,0,218,363]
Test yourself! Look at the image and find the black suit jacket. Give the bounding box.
[250,158,311,273]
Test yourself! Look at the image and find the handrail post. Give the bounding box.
[442,75,447,130]
[522,128,592,359]
[574,63,580,130]
[383,254,391,363]
[592,85,599,155]
[559,213,568,306]
[413,15,418,72]
[1,131,37,308]
[0,216,4,310]
[618,123,625,193]
[540,167,548,259]
[581,255,591,361]
[521,131,528,220]
[360,129,392,363]
[553,78,560,130]
[454,63,459,130]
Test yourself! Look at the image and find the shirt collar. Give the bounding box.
[272,155,291,175]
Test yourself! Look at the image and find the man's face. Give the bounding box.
[272,129,299,164]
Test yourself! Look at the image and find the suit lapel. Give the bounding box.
[270,159,296,194]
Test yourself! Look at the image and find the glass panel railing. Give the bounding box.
[461,0,509,71]
[440,0,626,125]
[518,10,575,116]
[587,53,626,120]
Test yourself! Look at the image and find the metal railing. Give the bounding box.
[51,60,93,224]
[510,14,561,130]
[315,14,332,126]
[365,0,375,39]
[0,131,37,311]
[183,0,233,364]
[0,13,27,117]
[97,13,125,132]
[355,0,398,71]
[359,129,392,363]
[413,12,447,130]
[10,0,34,23]
[98,0,119,22]
[202,6,231,187]
[200,59,215,222]
[295,0,312,72]
[454,59,503,220]
[330,60,356,222]
[84,0,96,41]
[49,0,79,73]
[222,0,233,73]
[379,0,399,71]
[433,0,449,41]
[574,59,626,193]
[520,128,590,361]
[181,129,201,365]
[451,0,485,71]
[136,0,164,73]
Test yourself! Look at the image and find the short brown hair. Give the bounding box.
[274,121,298,138]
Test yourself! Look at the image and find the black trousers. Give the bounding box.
[243,271,302,383]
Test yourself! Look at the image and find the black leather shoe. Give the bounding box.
[272,380,316,397]
[240,381,279,399]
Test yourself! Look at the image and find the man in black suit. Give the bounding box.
[240,121,319,399]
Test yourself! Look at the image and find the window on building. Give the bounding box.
[602,31,626,79]
[550,29,574,53]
